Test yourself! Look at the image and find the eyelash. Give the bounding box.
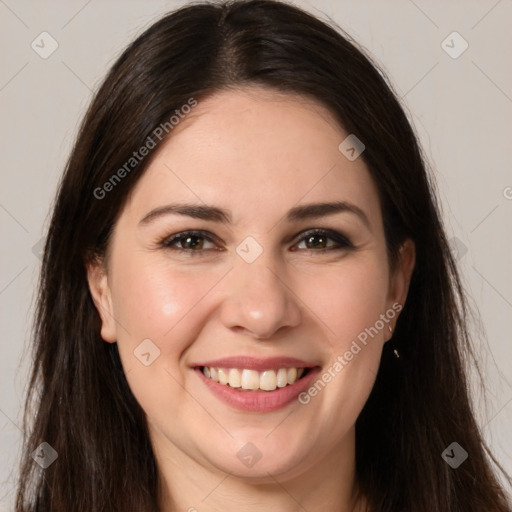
[161,229,355,255]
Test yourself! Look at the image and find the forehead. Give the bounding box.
[121,86,381,230]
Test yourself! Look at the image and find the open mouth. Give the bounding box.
[199,366,312,392]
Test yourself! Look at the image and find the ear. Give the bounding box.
[86,260,117,343]
[385,239,415,341]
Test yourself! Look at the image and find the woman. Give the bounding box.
[15,1,512,511]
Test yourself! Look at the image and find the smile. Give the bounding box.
[194,356,319,412]
[201,366,307,391]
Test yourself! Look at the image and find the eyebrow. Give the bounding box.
[139,201,371,230]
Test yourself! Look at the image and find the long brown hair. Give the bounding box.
[15,1,512,510]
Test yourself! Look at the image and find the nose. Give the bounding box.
[219,252,302,340]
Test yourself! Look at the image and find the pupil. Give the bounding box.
[185,236,202,249]
[307,235,325,249]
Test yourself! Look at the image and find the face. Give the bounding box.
[88,86,414,484]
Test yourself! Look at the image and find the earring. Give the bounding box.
[389,324,400,358]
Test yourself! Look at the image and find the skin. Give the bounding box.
[87,86,415,512]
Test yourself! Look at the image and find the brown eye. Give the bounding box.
[303,234,330,249]
[293,229,354,252]
[162,231,218,253]
[177,234,204,250]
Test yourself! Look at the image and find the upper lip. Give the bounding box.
[195,356,317,371]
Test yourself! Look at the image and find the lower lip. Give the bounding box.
[195,367,320,412]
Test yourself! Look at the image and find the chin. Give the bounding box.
[203,433,315,482]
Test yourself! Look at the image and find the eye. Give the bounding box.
[160,228,354,255]
[161,230,219,253]
[292,229,354,252]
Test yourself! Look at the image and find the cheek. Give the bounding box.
[297,252,390,346]
[295,254,389,418]
[107,255,226,421]
[109,254,222,369]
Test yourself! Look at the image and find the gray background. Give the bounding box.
[1,0,511,508]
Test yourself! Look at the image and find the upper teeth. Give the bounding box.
[202,367,305,391]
